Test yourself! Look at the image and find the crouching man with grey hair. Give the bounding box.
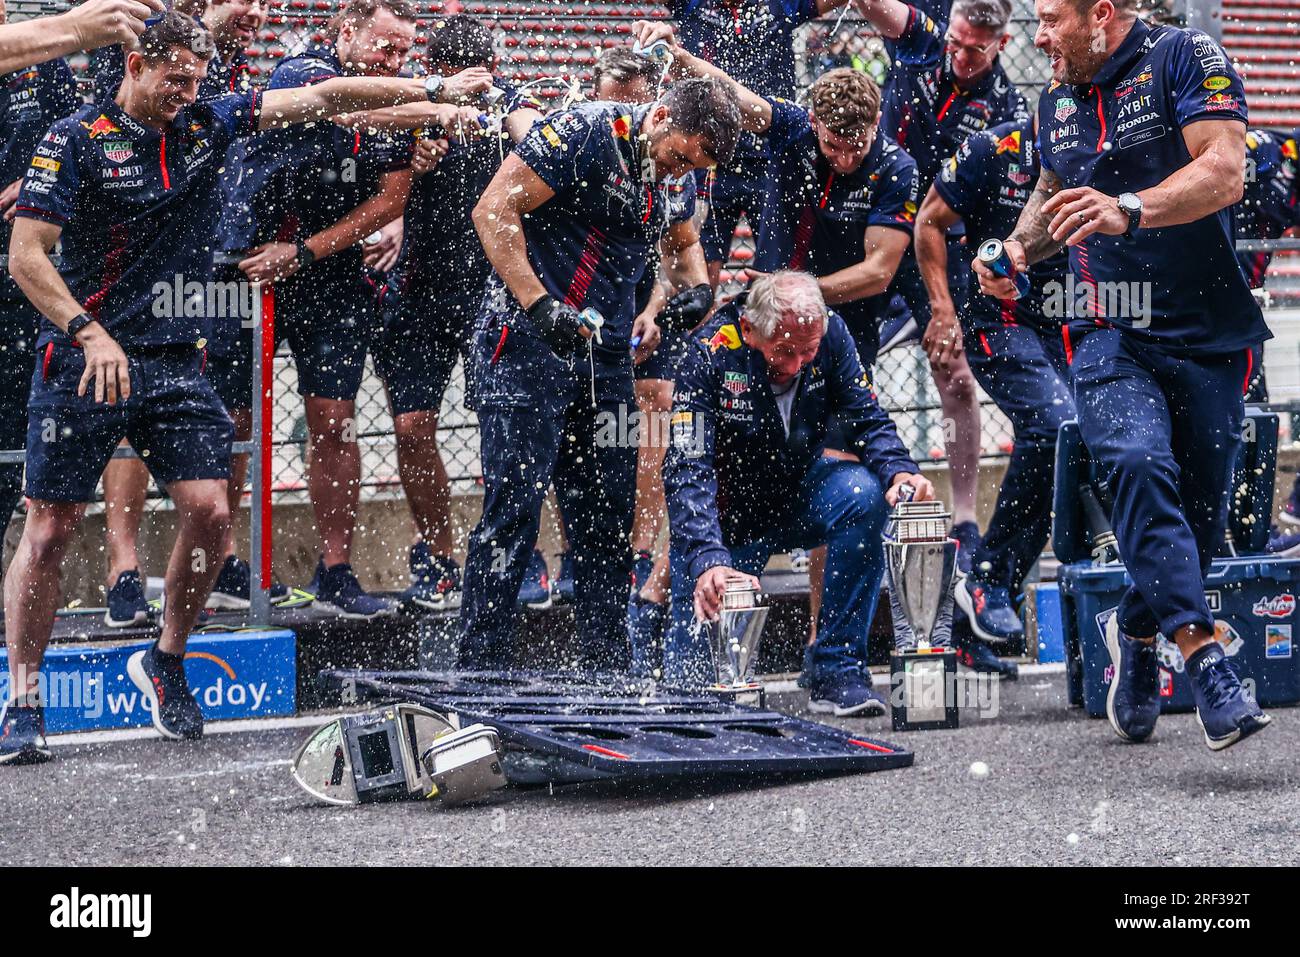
[660,271,933,714]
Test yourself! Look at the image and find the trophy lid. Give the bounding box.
[889,500,952,544]
[722,576,759,610]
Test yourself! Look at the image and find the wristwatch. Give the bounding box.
[67,311,95,340]
[423,74,444,103]
[295,243,317,269]
[1118,192,1143,239]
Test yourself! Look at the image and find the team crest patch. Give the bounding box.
[81,115,122,139]
[723,371,748,395]
[101,141,134,163]
[707,324,742,352]
[1054,97,1077,122]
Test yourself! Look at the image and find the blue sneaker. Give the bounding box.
[517,550,552,610]
[105,570,152,628]
[306,557,325,596]
[809,667,888,717]
[1188,642,1271,751]
[954,624,1019,679]
[404,543,462,611]
[315,563,396,620]
[1102,615,1160,743]
[208,555,288,610]
[955,577,1023,644]
[553,552,575,605]
[0,702,53,765]
[628,593,667,677]
[127,642,204,740]
[796,641,816,689]
[951,521,980,576]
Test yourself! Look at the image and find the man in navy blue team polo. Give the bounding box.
[585,48,714,673]
[976,0,1271,751]
[461,77,741,672]
[0,18,79,565]
[852,0,1028,566]
[666,0,853,289]
[0,12,470,763]
[662,271,932,713]
[90,0,271,628]
[917,115,1071,669]
[1235,128,1298,295]
[91,0,264,102]
[218,0,489,620]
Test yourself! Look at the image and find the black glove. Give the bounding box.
[526,295,585,357]
[658,284,714,334]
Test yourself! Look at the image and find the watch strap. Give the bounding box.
[67,312,94,339]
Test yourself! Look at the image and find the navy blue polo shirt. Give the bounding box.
[1,58,80,305]
[1036,19,1269,354]
[1235,127,1298,288]
[673,0,820,182]
[755,98,919,336]
[91,43,255,103]
[507,101,696,347]
[401,80,537,299]
[219,44,413,272]
[934,117,1069,332]
[634,173,700,314]
[14,93,262,350]
[880,3,1028,191]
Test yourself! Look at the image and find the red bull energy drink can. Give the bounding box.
[977,239,1030,300]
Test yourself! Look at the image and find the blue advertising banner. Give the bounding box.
[0,630,297,733]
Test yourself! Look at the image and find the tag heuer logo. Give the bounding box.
[1054,97,1077,122]
[1007,163,1031,185]
[102,141,134,163]
[723,371,748,395]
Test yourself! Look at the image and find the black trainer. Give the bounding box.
[127,642,204,740]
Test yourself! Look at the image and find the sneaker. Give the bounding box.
[954,625,1019,679]
[955,577,1024,644]
[0,702,53,765]
[517,550,552,610]
[208,555,289,610]
[627,593,667,677]
[809,667,888,717]
[951,521,980,576]
[1188,643,1271,751]
[553,551,575,605]
[127,642,204,740]
[1278,484,1300,527]
[1266,526,1300,557]
[403,543,462,611]
[105,570,152,628]
[306,557,325,596]
[796,641,816,689]
[315,563,397,620]
[1102,615,1161,743]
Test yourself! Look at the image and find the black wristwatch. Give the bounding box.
[295,243,317,269]
[67,311,95,339]
[1118,192,1143,239]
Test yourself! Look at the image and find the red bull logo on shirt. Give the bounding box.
[80,114,122,139]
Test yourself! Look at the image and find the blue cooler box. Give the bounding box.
[1058,556,1300,716]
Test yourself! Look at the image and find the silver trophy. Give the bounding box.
[884,488,960,730]
[706,576,770,702]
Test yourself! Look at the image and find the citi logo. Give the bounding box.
[49,887,151,937]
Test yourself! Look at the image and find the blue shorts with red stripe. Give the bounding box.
[25,344,233,502]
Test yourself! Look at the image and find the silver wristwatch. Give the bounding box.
[423,74,444,103]
[1118,192,1143,239]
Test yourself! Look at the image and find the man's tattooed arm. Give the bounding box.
[1009,168,1067,265]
